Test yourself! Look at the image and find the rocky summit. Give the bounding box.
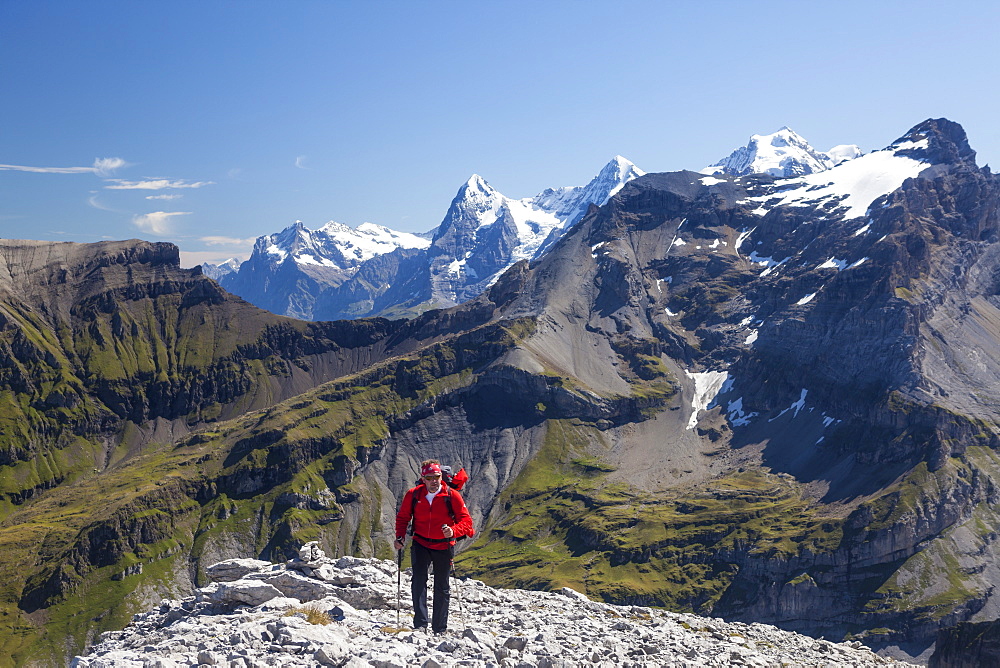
[72,543,913,668]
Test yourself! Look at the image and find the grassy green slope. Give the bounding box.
[0,318,538,665]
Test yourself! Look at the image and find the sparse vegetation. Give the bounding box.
[285,604,333,625]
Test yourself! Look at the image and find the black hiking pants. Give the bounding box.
[410,540,452,632]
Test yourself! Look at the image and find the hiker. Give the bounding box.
[394,459,474,633]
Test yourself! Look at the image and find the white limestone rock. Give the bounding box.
[262,569,341,602]
[298,540,326,562]
[208,579,284,607]
[205,558,275,583]
[72,554,918,668]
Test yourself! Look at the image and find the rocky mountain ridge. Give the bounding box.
[72,543,914,667]
[214,156,643,321]
[212,127,860,322]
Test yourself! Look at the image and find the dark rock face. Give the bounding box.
[930,619,1000,667]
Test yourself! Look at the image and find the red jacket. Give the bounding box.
[395,483,474,550]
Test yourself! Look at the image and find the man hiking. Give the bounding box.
[394,459,474,634]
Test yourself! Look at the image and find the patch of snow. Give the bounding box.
[745,330,758,345]
[735,227,756,252]
[672,237,688,247]
[685,370,730,430]
[747,145,929,220]
[294,253,340,268]
[796,293,817,305]
[700,176,727,186]
[727,397,759,427]
[665,307,677,316]
[893,138,930,151]
[749,252,791,277]
[265,244,288,260]
[854,222,872,236]
[770,389,809,421]
[818,257,847,270]
[849,257,868,268]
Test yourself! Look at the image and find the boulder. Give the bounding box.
[208,580,284,607]
[299,541,326,562]
[205,559,274,583]
[263,570,339,603]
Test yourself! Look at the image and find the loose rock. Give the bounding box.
[71,545,918,667]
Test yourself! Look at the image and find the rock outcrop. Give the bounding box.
[72,543,914,668]
[929,619,1000,667]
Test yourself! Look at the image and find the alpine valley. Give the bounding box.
[1,119,998,666]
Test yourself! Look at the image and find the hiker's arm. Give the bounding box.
[450,492,474,539]
[394,489,414,545]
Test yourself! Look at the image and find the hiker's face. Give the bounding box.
[423,474,442,492]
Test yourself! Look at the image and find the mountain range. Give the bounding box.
[0,118,996,666]
[210,156,645,320]
[209,128,864,323]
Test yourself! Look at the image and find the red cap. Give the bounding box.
[421,463,442,477]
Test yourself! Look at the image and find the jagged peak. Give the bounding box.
[462,173,494,192]
[317,220,353,234]
[887,117,977,166]
[597,155,646,182]
[754,126,808,147]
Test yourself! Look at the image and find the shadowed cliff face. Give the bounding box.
[4,119,1000,665]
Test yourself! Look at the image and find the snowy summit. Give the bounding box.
[703,127,862,178]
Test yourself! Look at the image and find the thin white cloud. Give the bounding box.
[93,157,128,176]
[106,178,213,190]
[87,194,120,212]
[146,194,182,200]
[132,211,191,236]
[199,235,258,247]
[295,155,309,169]
[0,156,128,175]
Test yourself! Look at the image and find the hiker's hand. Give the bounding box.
[442,525,454,538]
[394,537,404,550]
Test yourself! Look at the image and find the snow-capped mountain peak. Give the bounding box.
[199,257,241,281]
[250,219,430,271]
[531,156,645,229]
[449,174,505,231]
[222,156,645,319]
[704,127,862,178]
[746,133,931,220]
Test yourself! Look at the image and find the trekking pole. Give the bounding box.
[451,557,465,632]
[396,548,403,628]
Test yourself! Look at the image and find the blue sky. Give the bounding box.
[3,1,998,267]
